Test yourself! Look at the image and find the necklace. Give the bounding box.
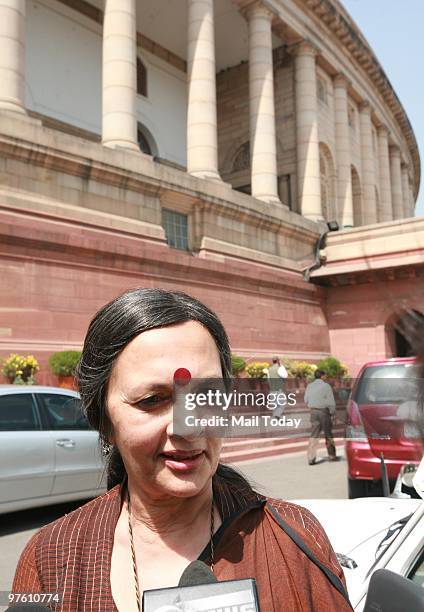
[127,490,215,612]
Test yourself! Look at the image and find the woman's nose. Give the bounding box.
[166,405,205,440]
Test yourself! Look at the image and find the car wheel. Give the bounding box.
[348,478,370,498]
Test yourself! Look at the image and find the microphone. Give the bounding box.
[143,560,260,611]
[178,560,217,587]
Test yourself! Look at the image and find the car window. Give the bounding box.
[37,394,90,430]
[355,364,420,404]
[0,393,39,431]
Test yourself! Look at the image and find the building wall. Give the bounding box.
[325,275,424,377]
[26,0,187,165]
[0,207,330,385]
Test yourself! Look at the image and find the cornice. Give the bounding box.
[300,0,420,198]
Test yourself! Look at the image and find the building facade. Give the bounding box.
[0,0,422,380]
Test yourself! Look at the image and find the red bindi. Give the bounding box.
[173,367,192,386]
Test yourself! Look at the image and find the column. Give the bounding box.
[187,0,220,180]
[0,0,26,114]
[333,74,353,227]
[359,101,377,225]
[246,2,280,203]
[102,0,139,151]
[389,145,403,219]
[377,124,393,222]
[401,164,410,218]
[294,41,322,221]
[409,183,415,218]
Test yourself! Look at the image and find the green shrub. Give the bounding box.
[231,354,247,376]
[48,350,81,376]
[316,356,347,378]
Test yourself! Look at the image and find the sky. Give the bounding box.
[342,0,423,217]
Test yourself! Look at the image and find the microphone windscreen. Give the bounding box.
[178,560,218,587]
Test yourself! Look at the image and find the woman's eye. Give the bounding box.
[136,394,171,409]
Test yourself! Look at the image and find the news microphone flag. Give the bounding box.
[143,560,260,611]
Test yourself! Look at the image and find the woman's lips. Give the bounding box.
[160,450,205,471]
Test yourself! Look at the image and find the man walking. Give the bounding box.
[267,357,288,417]
[304,369,337,465]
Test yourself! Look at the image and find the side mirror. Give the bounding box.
[364,569,424,612]
[401,463,418,488]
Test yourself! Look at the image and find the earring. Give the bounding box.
[102,441,112,456]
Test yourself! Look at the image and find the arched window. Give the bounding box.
[137,57,147,97]
[385,310,424,357]
[319,143,336,221]
[137,123,157,156]
[232,142,250,173]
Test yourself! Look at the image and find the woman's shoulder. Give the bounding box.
[40,486,120,540]
[17,486,121,565]
[263,497,343,577]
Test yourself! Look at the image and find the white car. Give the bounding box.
[294,497,424,609]
[0,385,106,514]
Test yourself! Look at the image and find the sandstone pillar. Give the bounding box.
[377,124,393,222]
[333,74,353,227]
[294,42,322,221]
[389,146,403,220]
[401,164,410,218]
[102,0,139,150]
[186,0,220,179]
[359,101,377,225]
[409,183,415,217]
[0,0,26,114]
[245,2,280,203]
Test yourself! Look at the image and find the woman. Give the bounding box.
[13,288,352,611]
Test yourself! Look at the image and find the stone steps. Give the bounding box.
[221,429,345,463]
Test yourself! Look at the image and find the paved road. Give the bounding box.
[0,448,347,599]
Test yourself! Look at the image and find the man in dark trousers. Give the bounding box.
[304,369,337,465]
[267,357,288,417]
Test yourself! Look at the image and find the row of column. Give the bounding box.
[294,43,414,225]
[0,0,415,221]
[0,0,286,207]
[102,0,417,220]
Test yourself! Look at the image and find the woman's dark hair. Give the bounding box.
[75,288,253,492]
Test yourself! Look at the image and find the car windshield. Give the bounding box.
[365,513,414,578]
[355,364,420,405]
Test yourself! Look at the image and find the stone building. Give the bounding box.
[0,0,422,380]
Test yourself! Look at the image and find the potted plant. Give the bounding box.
[245,361,270,391]
[231,354,247,377]
[48,350,81,389]
[281,358,297,391]
[1,353,39,385]
[316,356,348,385]
[292,360,317,391]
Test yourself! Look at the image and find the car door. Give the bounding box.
[0,391,54,507]
[36,392,106,495]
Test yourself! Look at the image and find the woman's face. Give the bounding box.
[106,321,223,500]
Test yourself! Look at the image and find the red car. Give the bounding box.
[345,357,422,498]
